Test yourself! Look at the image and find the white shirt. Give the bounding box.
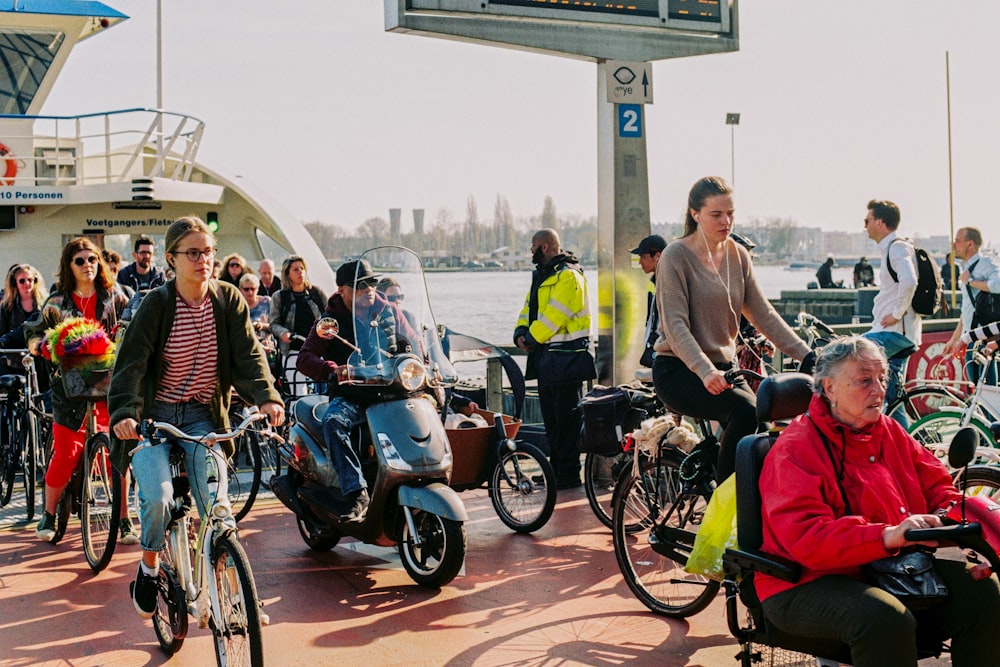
[960,251,1000,330]
[871,231,922,346]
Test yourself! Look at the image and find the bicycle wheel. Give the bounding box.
[153,563,188,655]
[488,441,556,533]
[211,533,264,667]
[583,450,633,529]
[955,465,1000,500]
[886,386,969,423]
[908,410,996,467]
[229,430,262,523]
[0,401,15,506]
[21,409,36,522]
[612,453,720,618]
[81,434,122,572]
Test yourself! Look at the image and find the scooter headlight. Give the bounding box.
[396,357,426,392]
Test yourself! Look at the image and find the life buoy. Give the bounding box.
[0,143,16,186]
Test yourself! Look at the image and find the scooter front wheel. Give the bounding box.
[398,509,465,588]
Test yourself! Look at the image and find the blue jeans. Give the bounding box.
[863,331,916,426]
[131,401,221,553]
[321,397,367,495]
[967,348,999,386]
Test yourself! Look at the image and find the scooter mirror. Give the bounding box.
[949,427,980,470]
[316,318,340,340]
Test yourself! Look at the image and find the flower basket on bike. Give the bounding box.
[41,317,115,400]
[447,408,521,487]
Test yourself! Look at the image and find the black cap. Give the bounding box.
[336,259,381,287]
[629,234,667,255]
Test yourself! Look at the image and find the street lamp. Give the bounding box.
[725,112,740,187]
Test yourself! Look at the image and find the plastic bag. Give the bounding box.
[684,473,738,581]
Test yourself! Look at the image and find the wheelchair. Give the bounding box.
[720,372,953,666]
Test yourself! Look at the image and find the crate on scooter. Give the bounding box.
[446,408,521,489]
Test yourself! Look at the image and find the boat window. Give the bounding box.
[0,29,65,115]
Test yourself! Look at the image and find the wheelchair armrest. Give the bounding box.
[724,547,802,582]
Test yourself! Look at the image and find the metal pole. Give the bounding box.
[946,51,956,308]
[730,123,736,187]
[156,0,164,175]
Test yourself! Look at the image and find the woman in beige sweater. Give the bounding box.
[652,176,812,481]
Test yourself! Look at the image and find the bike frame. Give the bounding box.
[166,442,236,630]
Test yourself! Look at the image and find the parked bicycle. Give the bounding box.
[226,401,282,522]
[0,348,51,522]
[134,409,278,666]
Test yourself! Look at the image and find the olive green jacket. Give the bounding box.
[107,280,281,474]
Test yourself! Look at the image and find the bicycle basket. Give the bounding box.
[60,355,112,399]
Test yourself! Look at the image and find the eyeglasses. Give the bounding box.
[73,256,99,267]
[175,248,217,262]
[135,250,153,256]
[386,294,404,302]
[17,277,37,285]
[355,278,378,289]
[229,262,242,268]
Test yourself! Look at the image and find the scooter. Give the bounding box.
[269,246,468,588]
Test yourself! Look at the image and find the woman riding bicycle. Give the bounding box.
[653,176,812,482]
[109,216,284,620]
[26,239,132,543]
[757,336,1000,667]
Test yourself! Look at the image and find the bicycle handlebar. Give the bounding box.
[129,408,282,455]
[725,367,765,385]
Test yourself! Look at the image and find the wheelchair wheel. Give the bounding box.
[612,453,720,618]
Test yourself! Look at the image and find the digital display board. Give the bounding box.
[387,0,737,61]
[490,0,660,19]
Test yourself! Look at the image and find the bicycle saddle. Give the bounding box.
[0,374,25,390]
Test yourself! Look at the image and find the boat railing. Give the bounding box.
[0,108,205,186]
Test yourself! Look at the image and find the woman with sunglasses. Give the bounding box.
[0,264,47,375]
[108,216,284,619]
[220,252,251,288]
[25,239,133,543]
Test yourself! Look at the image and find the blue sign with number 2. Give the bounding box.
[618,104,642,138]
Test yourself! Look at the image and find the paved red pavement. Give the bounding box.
[0,487,952,666]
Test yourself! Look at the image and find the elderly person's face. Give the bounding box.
[259,260,274,285]
[821,352,887,430]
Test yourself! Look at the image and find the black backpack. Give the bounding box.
[886,239,943,317]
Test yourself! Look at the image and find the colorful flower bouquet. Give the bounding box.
[41,317,116,398]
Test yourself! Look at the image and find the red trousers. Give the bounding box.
[45,401,109,488]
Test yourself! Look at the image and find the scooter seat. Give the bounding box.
[0,374,25,390]
[293,394,329,448]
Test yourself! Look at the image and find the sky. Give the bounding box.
[37,0,1000,241]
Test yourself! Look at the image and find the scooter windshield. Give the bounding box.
[349,247,458,386]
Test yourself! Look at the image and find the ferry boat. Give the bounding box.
[0,0,334,289]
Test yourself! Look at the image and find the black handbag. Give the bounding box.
[861,551,949,610]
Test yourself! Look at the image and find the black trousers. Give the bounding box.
[538,382,584,483]
[651,355,757,482]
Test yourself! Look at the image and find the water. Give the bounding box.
[426,265,841,380]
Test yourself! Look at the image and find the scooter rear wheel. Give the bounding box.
[297,514,341,551]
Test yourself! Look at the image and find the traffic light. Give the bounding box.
[206,211,219,233]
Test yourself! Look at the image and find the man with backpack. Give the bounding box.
[862,199,921,422]
[942,227,1000,384]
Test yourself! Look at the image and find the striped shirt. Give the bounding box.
[155,294,218,404]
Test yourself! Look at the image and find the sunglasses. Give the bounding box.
[386,294,404,302]
[240,287,256,292]
[17,277,38,285]
[73,256,99,267]
[355,278,378,289]
[229,262,242,268]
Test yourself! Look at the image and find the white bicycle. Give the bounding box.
[130,408,283,666]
